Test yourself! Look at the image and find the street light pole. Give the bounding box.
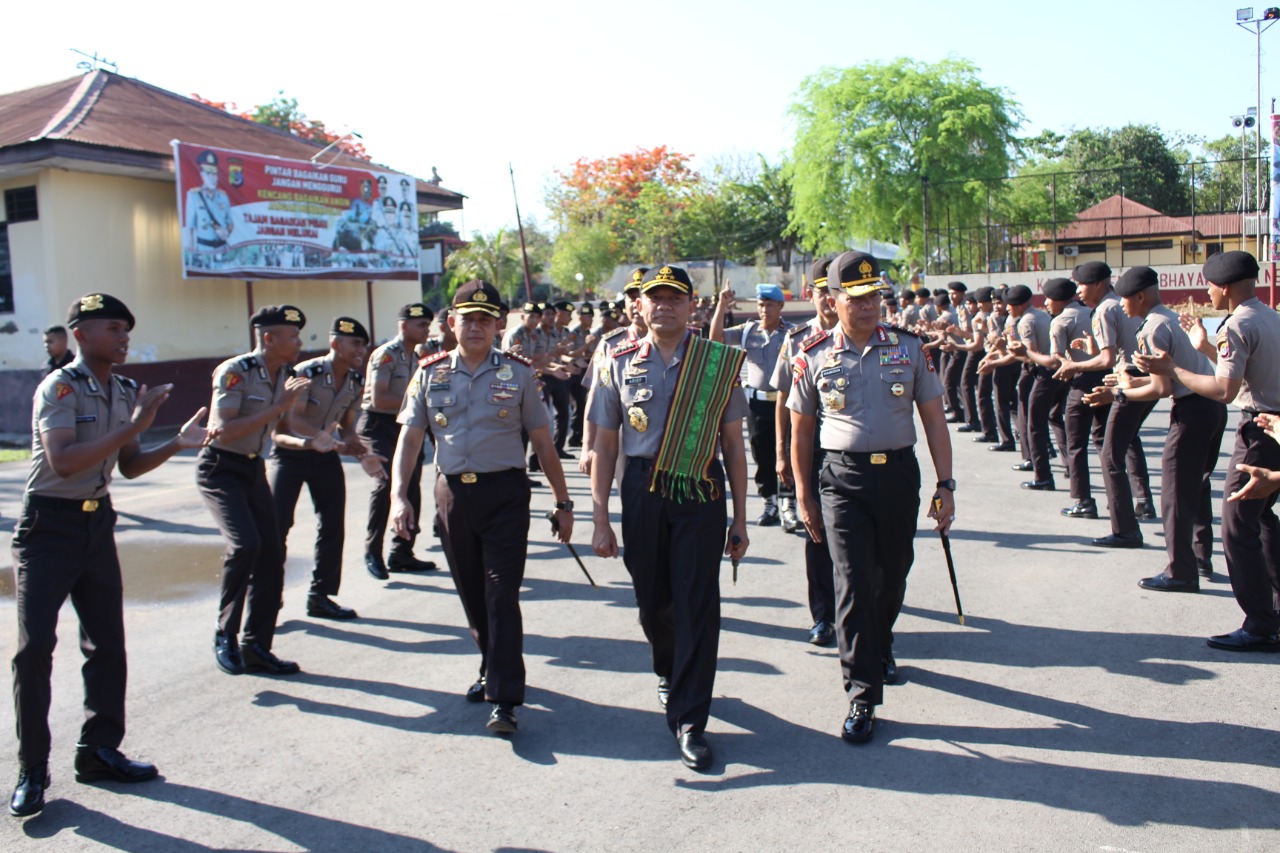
[1236,7,1278,257]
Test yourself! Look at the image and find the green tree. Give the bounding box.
[1195,133,1271,214]
[736,156,797,273]
[1059,124,1193,215]
[549,223,622,298]
[788,57,1022,262]
[445,229,527,300]
[679,160,766,288]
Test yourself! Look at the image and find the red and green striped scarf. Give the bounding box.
[650,333,746,502]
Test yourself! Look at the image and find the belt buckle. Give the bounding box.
[81,499,99,512]
[460,472,477,484]
[247,452,258,460]
[765,391,777,402]
[870,453,888,465]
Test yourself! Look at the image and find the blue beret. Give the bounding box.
[755,284,785,302]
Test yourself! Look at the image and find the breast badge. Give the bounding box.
[628,406,649,432]
[633,387,653,402]
[434,412,448,427]
[498,409,509,418]
[496,364,514,381]
[822,391,845,411]
[890,383,905,397]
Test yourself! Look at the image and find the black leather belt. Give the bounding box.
[207,446,263,461]
[824,448,915,466]
[25,494,112,513]
[444,469,522,485]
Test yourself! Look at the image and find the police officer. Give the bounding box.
[567,302,596,447]
[1017,278,1085,495]
[1005,286,1055,489]
[1134,252,1280,649]
[982,287,1020,452]
[789,251,954,745]
[200,305,311,677]
[589,264,750,771]
[42,325,74,376]
[391,280,574,733]
[772,257,838,644]
[269,317,383,621]
[9,294,207,817]
[537,302,575,459]
[358,303,438,579]
[1085,267,1225,590]
[711,282,793,526]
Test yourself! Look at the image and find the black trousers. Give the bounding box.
[821,449,920,707]
[1220,418,1280,635]
[542,375,572,452]
[806,451,835,625]
[1015,366,1035,461]
[943,351,965,415]
[1027,372,1067,482]
[621,457,725,736]
[568,372,588,444]
[358,411,422,559]
[11,497,125,768]
[974,354,996,436]
[197,448,285,648]
[1065,379,1109,501]
[268,447,346,597]
[746,396,789,499]
[1160,395,1227,581]
[993,363,1019,445]
[1101,399,1156,535]
[434,469,531,705]
[960,350,982,427]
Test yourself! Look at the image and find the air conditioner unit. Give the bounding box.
[1062,246,1079,257]
[1188,242,1204,254]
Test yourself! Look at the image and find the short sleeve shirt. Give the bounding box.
[1138,305,1212,400]
[1051,302,1092,361]
[209,352,291,456]
[723,319,792,391]
[1091,293,1140,359]
[1215,297,1280,412]
[1018,309,1052,356]
[295,353,363,430]
[362,337,413,414]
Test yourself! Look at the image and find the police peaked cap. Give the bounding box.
[1042,278,1077,301]
[624,267,650,294]
[1203,250,1260,285]
[452,280,502,317]
[642,265,693,294]
[67,293,135,331]
[1115,267,1160,297]
[331,316,370,341]
[831,251,881,297]
[809,256,834,290]
[252,304,306,328]
[1073,261,1112,284]
[398,303,433,322]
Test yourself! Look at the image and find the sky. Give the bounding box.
[2,0,1275,237]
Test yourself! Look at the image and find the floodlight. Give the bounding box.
[1237,7,1254,20]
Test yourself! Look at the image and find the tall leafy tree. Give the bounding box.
[549,223,621,297]
[191,91,368,159]
[1059,124,1193,215]
[1195,133,1271,214]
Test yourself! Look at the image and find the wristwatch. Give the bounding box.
[936,479,956,492]
[1113,387,1126,405]
[554,500,575,511]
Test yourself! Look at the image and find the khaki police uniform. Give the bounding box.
[358,337,423,564]
[723,318,793,505]
[1018,307,1057,483]
[535,325,573,453]
[1094,293,1156,532]
[401,348,549,705]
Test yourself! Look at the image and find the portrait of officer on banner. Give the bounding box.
[184,149,235,269]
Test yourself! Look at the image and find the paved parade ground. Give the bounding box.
[1,404,1278,852]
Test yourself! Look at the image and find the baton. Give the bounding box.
[730,535,742,585]
[546,510,596,588]
[932,497,965,625]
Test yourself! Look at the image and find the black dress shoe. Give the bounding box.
[1090,532,1143,549]
[882,654,899,685]
[465,677,486,703]
[676,731,712,770]
[757,502,780,526]
[657,677,671,709]
[1138,574,1199,593]
[1196,558,1213,580]
[956,424,979,433]
[808,621,834,647]
[1206,628,1280,652]
[528,457,542,472]
[214,631,243,676]
[1020,479,1055,491]
[486,703,518,733]
[1011,460,1033,472]
[307,596,357,620]
[527,476,543,488]
[241,642,300,675]
[1134,500,1157,520]
[945,415,965,424]
[842,703,875,744]
[988,442,1016,452]
[972,433,998,443]
[365,553,389,580]
[556,448,574,460]
[1060,499,1098,519]
[74,745,158,784]
[9,765,49,817]
[388,552,439,573]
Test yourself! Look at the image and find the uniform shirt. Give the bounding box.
[399,349,548,474]
[723,319,792,391]
[25,362,137,499]
[530,326,560,360]
[588,333,749,459]
[566,324,592,355]
[295,353,363,431]
[769,318,823,396]
[1017,308,1052,357]
[502,324,537,354]
[185,187,233,246]
[1091,292,1140,360]
[1214,296,1280,413]
[787,325,943,453]
[920,303,939,325]
[1137,305,1212,400]
[1051,302,1092,362]
[361,337,415,415]
[209,352,291,456]
[900,303,921,329]
[585,326,638,392]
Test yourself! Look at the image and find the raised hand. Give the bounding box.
[176,406,210,449]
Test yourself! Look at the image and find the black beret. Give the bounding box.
[1073,261,1112,284]
[1203,250,1260,285]
[932,289,948,297]
[642,264,693,294]
[963,293,978,304]
[538,302,554,312]
[252,304,306,328]
[810,256,834,290]
[602,309,620,321]
[67,293,135,331]
[522,301,539,313]
[1005,285,1033,306]
[452,280,502,317]
[624,267,650,294]
[947,280,967,292]
[974,286,995,302]
[1042,278,1077,301]
[554,300,574,312]
[991,286,1007,302]
[915,288,931,298]
[1115,266,1160,297]
[614,299,627,311]
[398,303,433,321]
[331,316,369,341]
[831,251,881,296]
[934,295,951,309]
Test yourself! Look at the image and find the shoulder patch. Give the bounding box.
[419,350,450,369]
[612,341,641,358]
[799,329,830,352]
[55,382,74,400]
[503,349,533,367]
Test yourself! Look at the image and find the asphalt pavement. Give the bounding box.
[1,402,1278,852]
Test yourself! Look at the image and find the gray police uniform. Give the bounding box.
[12,363,137,768]
[400,348,548,705]
[1215,298,1280,634]
[1047,301,1088,497]
[358,337,423,563]
[1094,293,1155,533]
[787,325,943,707]
[588,334,748,737]
[535,326,573,453]
[197,352,291,650]
[1019,308,1058,483]
[268,353,363,598]
[724,319,793,502]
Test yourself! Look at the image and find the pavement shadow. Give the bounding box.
[22,783,451,850]
[277,616,475,655]
[114,510,220,537]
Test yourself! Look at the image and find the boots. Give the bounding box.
[779,497,800,532]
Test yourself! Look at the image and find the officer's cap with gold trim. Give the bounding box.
[330,316,370,342]
[641,265,693,295]
[831,251,881,297]
[624,267,651,296]
[67,293,135,331]
[809,256,834,290]
[1203,250,1259,286]
[251,304,306,329]
[196,150,218,170]
[398,303,434,322]
[452,280,502,317]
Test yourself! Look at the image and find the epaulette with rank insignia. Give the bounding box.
[61,366,85,380]
[611,341,641,358]
[419,350,450,369]
[113,374,138,389]
[236,355,260,371]
[303,363,326,378]
[600,327,629,342]
[885,324,920,339]
[503,349,533,367]
[799,329,830,352]
[786,324,810,338]
[353,372,365,387]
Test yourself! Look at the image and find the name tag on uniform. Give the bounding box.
[429,383,450,391]
[879,347,911,366]
[820,366,842,378]
[625,376,647,385]
[490,382,520,392]
[76,415,97,423]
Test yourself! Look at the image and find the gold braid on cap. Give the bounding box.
[813,277,829,288]
[651,266,679,284]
